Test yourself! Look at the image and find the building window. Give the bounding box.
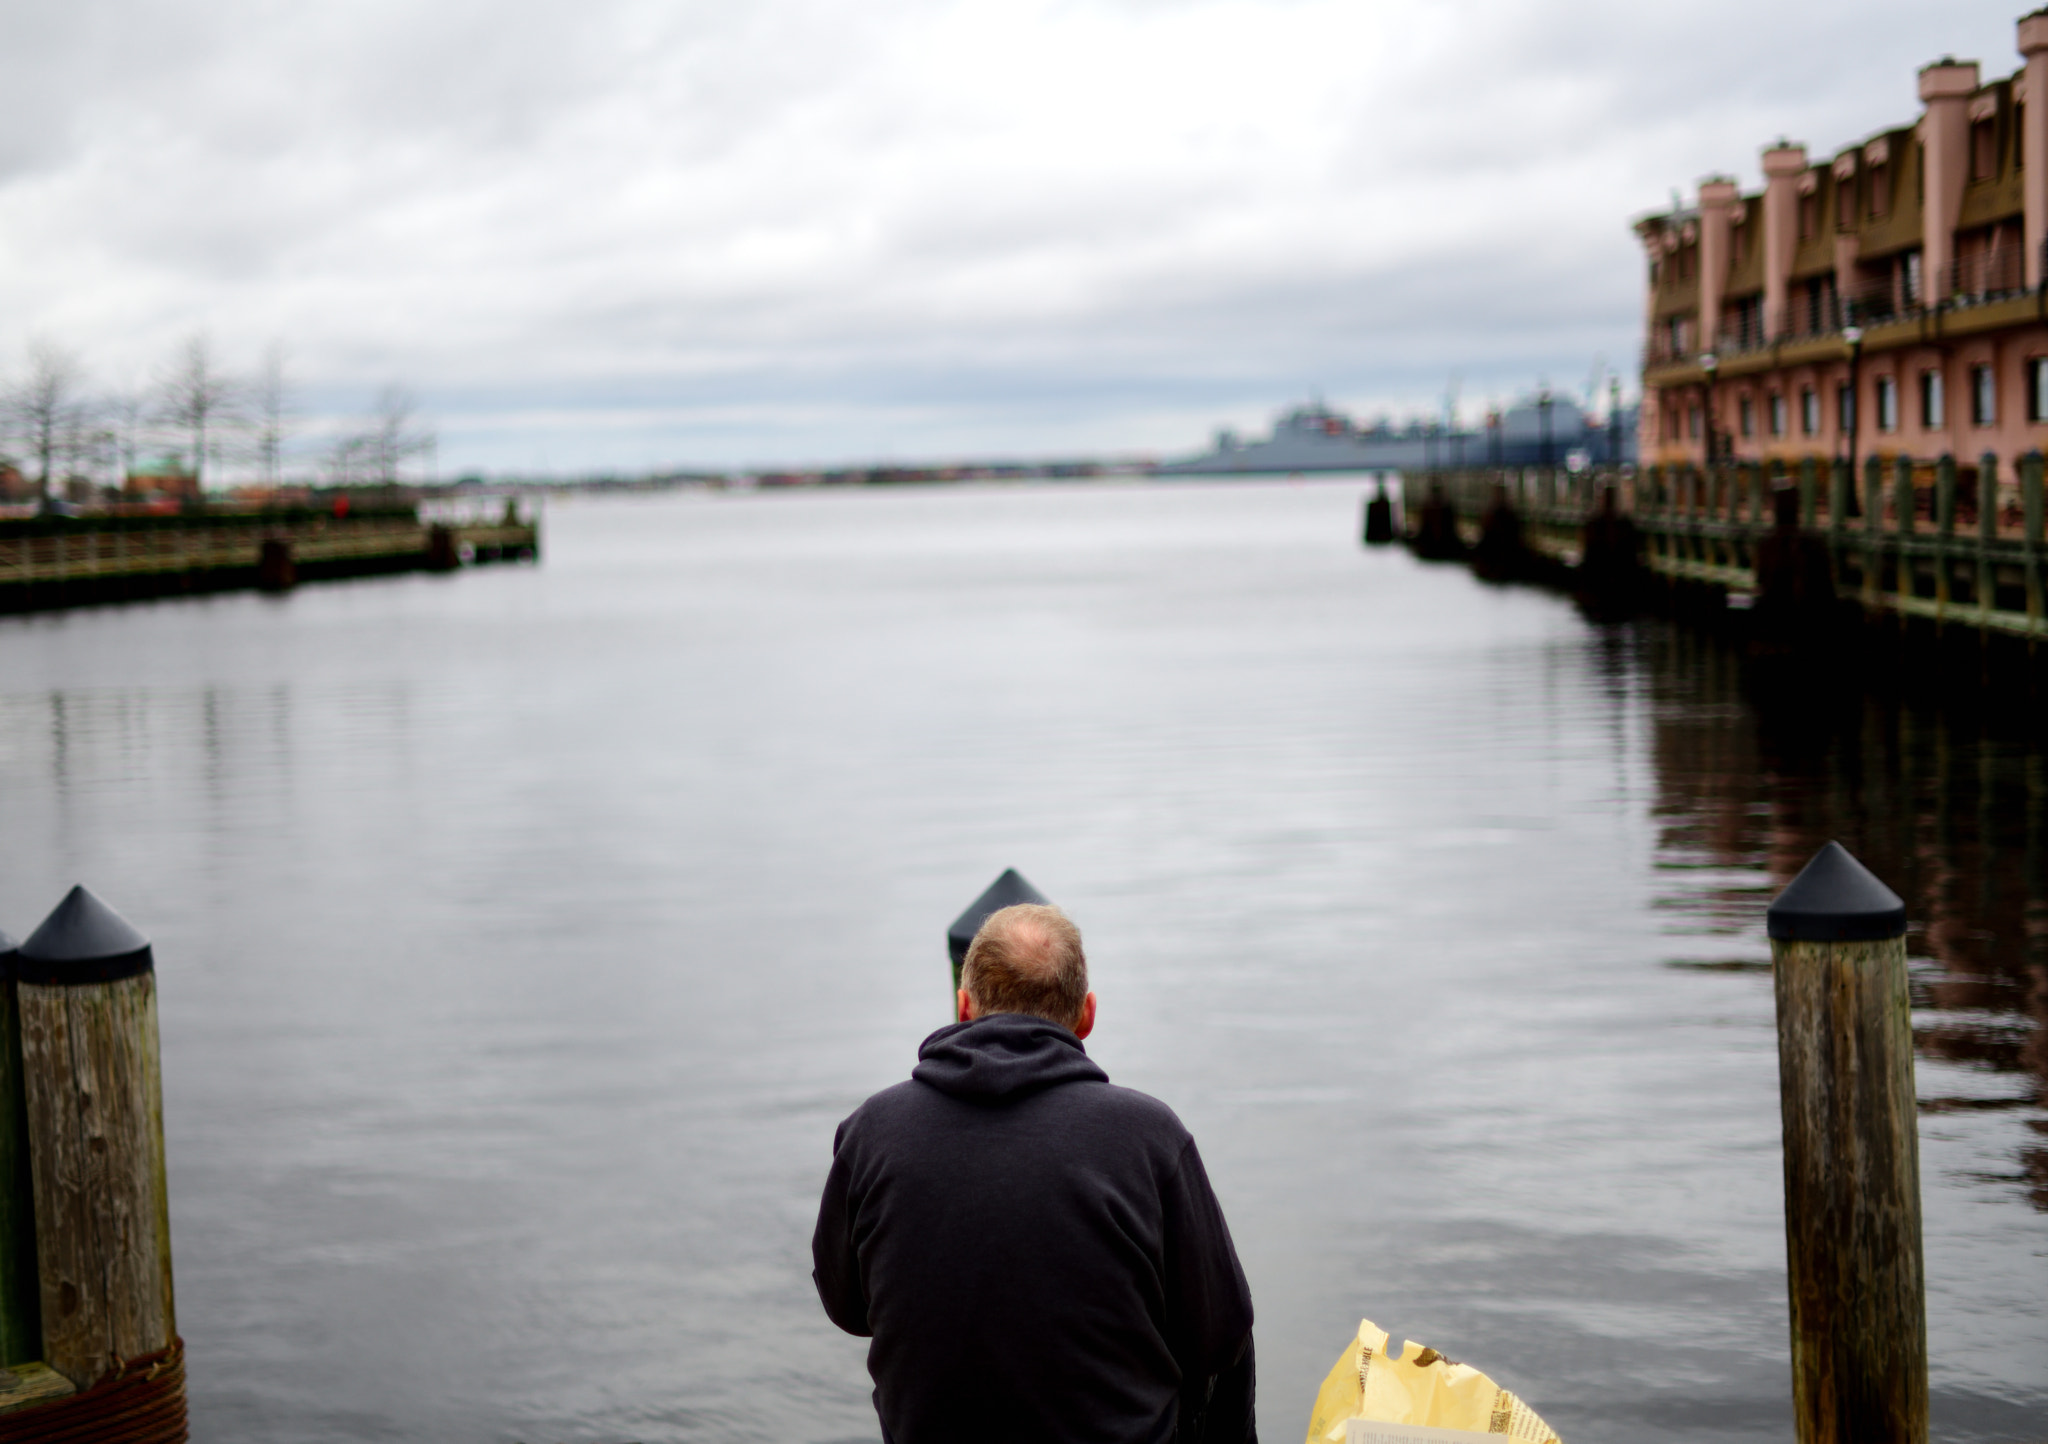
[1869,164,1889,217]
[1971,364,1995,426]
[1799,193,1819,240]
[1972,119,1996,181]
[1688,406,1702,440]
[1877,375,1898,431]
[2029,358,2048,421]
[1921,369,1944,429]
[1769,393,1786,436]
[1739,395,1755,437]
[1801,387,1819,435]
[1838,382,1856,433]
[1901,250,1923,307]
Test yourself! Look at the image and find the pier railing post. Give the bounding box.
[1894,457,1915,614]
[0,928,38,1369]
[2025,451,2045,644]
[1767,843,1927,1444]
[1978,453,1998,632]
[1934,456,1956,624]
[1828,460,1849,590]
[14,887,182,1421]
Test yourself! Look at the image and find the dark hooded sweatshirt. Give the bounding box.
[812,1013,1256,1444]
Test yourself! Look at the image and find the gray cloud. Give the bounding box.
[0,0,2028,470]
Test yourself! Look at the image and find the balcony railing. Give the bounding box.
[1948,247,2026,307]
[1649,244,2048,370]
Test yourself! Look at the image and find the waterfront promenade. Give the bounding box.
[1399,459,2047,664]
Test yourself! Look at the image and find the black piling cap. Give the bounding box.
[1766,842,1906,942]
[16,885,154,986]
[947,868,1050,980]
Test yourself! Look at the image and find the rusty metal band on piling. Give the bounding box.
[0,1338,186,1443]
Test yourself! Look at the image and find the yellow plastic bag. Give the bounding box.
[1303,1319,1560,1444]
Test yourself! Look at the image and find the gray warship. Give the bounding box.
[1158,395,1635,475]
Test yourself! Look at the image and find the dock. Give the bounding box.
[1397,458,2047,654]
[0,505,539,614]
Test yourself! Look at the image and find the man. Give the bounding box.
[813,902,1256,1444]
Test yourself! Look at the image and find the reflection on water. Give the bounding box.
[1644,627,2047,1209]
[0,483,2040,1444]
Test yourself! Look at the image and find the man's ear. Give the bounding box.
[1072,992,1097,1040]
[957,989,977,1023]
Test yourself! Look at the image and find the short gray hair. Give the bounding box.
[962,903,1088,1030]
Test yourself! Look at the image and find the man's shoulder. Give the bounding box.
[839,1074,1192,1149]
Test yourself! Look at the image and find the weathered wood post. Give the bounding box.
[1798,456,1818,530]
[1863,456,1884,611]
[1766,842,1926,1444]
[9,886,185,1436]
[0,928,38,1372]
[946,869,1050,994]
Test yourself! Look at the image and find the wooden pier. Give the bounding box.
[0,506,539,615]
[1397,456,2048,656]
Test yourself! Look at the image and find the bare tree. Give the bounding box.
[155,335,240,493]
[6,339,89,509]
[252,342,290,487]
[104,386,149,491]
[324,433,371,488]
[353,384,435,485]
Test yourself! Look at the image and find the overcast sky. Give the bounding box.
[0,1,2028,473]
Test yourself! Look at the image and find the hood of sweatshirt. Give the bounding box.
[911,1012,1108,1103]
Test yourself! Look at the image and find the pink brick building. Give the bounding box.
[1640,9,2048,475]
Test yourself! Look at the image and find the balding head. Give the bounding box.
[961,903,1090,1032]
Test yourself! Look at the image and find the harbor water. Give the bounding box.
[0,479,2040,1443]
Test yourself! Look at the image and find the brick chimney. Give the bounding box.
[1697,176,1740,352]
[2022,13,2048,286]
[1761,144,1808,340]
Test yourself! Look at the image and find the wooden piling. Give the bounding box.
[257,536,296,592]
[1767,843,1926,1444]
[1863,456,1883,611]
[1362,485,1395,546]
[13,887,177,1398]
[0,929,37,1370]
[426,523,460,571]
